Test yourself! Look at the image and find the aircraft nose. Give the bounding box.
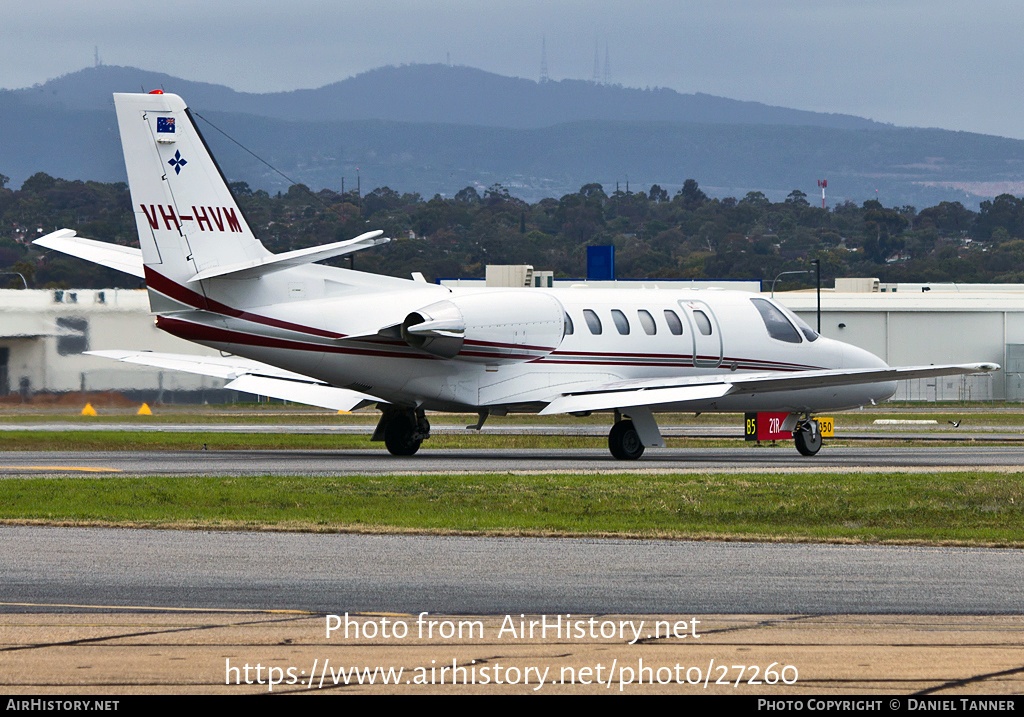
[842,342,889,370]
[837,340,897,403]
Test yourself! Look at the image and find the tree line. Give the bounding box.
[3,170,1024,290]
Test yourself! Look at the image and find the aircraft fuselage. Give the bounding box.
[149,268,895,416]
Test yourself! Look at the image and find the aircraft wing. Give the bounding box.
[86,350,382,412]
[539,362,1000,415]
[34,230,145,278]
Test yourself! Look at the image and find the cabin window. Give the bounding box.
[583,309,602,335]
[664,309,683,335]
[638,309,657,335]
[611,309,630,335]
[693,310,713,336]
[564,312,574,335]
[750,298,802,343]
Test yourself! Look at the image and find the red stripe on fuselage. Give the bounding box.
[463,338,558,352]
[542,350,821,371]
[144,266,345,340]
[155,316,436,360]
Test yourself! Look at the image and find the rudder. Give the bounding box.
[114,92,269,292]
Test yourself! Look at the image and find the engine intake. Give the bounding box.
[401,292,565,363]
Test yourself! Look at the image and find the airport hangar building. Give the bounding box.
[0,279,1019,403]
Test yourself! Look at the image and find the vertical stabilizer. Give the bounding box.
[113,92,270,295]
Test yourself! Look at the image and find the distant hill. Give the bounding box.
[9,64,886,130]
[3,63,1024,207]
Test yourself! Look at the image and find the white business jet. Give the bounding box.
[34,92,998,459]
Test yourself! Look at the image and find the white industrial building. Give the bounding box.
[0,288,226,402]
[0,276,1018,403]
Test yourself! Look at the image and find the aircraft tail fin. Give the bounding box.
[113,91,270,290]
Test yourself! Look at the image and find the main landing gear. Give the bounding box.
[374,406,431,456]
[793,418,822,456]
[607,408,665,460]
[608,419,645,460]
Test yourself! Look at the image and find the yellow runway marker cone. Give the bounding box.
[137,403,152,415]
[81,403,97,416]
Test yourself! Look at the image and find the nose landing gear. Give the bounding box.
[794,418,822,456]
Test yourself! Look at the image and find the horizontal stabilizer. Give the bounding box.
[540,362,999,415]
[186,230,389,283]
[34,230,145,278]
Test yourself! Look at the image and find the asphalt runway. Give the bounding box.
[3,444,1024,475]
[2,525,1022,615]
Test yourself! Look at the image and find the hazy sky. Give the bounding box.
[4,0,1023,138]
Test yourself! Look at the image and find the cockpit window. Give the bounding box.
[788,309,819,342]
[751,298,802,343]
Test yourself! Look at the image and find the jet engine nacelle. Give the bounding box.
[402,291,565,363]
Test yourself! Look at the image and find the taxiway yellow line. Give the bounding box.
[0,601,413,617]
[0,466,122,472]
[0,601,312,614]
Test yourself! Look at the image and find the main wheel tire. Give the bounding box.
[384,416,422,456]
[609,420,645,460]
[794,420,822,456]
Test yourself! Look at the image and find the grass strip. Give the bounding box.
[0,429,1009,451]
[1,472,1021,546]
[1,409,1020,426]
[0,430,619,451]
[3,430,778,450]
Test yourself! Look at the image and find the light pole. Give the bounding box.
[811,259,821,332]
[770,270,811,298]
[0,272,28,290]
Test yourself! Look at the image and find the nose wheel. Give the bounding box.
[794,419,822,456]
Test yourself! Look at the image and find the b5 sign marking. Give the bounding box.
[745,412,791,441]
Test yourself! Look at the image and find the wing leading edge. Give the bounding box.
[539,362,1000,415]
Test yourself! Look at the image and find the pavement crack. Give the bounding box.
[0,613,311,653]
[913,663,1024,695]
[636,613,822,644]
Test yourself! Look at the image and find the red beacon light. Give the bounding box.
[148,90,164,94]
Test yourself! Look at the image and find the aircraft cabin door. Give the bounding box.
[679,300,723,368]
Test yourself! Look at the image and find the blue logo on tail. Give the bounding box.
[168,150,187,175]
